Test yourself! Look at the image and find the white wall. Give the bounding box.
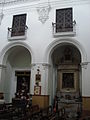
[3,61,12,102]
[0,0,90,100]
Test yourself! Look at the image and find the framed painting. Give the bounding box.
[34,86,41,95]
[59,70,78,92]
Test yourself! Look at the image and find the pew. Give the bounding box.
[0,103,58,120]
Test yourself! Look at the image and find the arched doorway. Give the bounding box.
[0,42,32,103]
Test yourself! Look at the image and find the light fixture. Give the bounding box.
[0,0,5,25]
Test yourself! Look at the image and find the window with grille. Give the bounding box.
[11,14,26,37]
[56,8,73,32]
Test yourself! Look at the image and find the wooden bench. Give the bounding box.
[0,103,27,119]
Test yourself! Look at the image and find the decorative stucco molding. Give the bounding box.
[0,12,4,25]
[0,0,39,6]
[0,64,6,69]
[37,4,51,24]
[42,63,51,68]
[80,62,90,69]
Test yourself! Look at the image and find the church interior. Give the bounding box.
[0,0,90,119]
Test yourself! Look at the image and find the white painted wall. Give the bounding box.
[3,61,12,102]
[0,0,90,102]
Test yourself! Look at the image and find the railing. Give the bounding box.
[52,20,76,37]
[7,25,28,40]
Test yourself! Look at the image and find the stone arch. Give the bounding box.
[44,38,87,64]
[0,41,34,102]
[0,41,34,65]
[44,38,87,105]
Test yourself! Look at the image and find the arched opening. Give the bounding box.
[51,44,82,116]
[0,45,32,103]
[48,43,82,102]
[45,38,87,116]
[51,43,81,94]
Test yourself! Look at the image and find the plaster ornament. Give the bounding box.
[37,4,51,24]
[80,62,89,69]
[0,12,4,25]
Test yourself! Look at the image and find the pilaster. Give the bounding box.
[0,64,6,92]
[30,63,51,95]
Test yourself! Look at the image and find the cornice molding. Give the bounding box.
[0,0,40,6]
[0,0,90,7]
[0,0,90,15]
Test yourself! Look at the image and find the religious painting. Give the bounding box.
[34,86,41,95]
[58,70,78,92]
[62,73,74,89]
[15,71,30,93]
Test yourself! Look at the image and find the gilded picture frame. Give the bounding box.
[34,86,41,95]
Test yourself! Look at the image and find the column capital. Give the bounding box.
[0,64,6,69]
[80,62,90,69]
